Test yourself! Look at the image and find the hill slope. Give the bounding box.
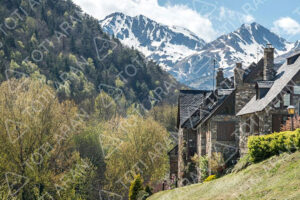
[149,151,300,200]
[0,0,181,111]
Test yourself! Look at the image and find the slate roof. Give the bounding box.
[181,89,234,129]
[177,55,266,128]
[243,59,263,83]
[178,90,211,128]
[237,52,300,116]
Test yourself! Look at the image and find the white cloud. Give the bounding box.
[243,15,255,23]
[218,6,255,24]
[272,17,300,35]
[72,0,217,41]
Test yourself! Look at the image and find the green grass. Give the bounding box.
[148,151,300,200]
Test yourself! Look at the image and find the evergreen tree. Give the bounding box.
[129,174,144,200]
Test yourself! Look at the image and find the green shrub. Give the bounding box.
[248,129,300,162]
[129,174,144,200]
[204,175,217,182]
[192,154,209,181]
[144,185,152,199]
[209,152,225,175]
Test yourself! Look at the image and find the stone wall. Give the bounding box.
[177,128,184,187]
[235,83,256,113]
[177,127,197,186]
[208,115,239,164]
[168,146,178,179]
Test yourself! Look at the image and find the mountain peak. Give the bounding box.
[100,12,206,70]
[105,12,125,19]
[100,12,298,90]
[239,22,264,31]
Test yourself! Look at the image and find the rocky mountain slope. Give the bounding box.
[174,23,299,89]
[100,12,206,71]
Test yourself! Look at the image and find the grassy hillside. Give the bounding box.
[149,151,300,200]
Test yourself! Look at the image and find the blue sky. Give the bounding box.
[74,0,300,42]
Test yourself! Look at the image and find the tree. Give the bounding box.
[0,78,86,199]
[73,124,106,189]
[145,185,153,197]
[94,92,117,121]
[281,115,300,131]
[147,104,177,132]
[102,116,170,196]
[129,174,144,200]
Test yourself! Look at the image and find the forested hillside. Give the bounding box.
[0,0,182,112]
[0,0,181,199]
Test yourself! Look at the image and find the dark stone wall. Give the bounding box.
[169,146,178,179]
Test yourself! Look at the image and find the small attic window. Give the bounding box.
[256,81,274,99]
[258,88,268,99]
[287,53,300,65]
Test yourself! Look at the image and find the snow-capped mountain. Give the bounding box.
[275,40,300,64]
[100,12,206,71]
[100,13,300,89]
[173,23,299,89]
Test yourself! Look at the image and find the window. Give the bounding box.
[259,88,269,99]
[294,86,300,94]
[274,101,280,108]
[283,93,290,106]
[217,122,236,141]
[189,139,195,148]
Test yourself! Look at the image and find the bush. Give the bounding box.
[145,185,152,196]
[204,175,217,182]
[281,115,300,131]
[209,152,225,175]
[248,129,300,162]
[192,154,209,182]
[129,174,144,200]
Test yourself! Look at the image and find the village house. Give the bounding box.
[237,48,300,155]
[170,44,300,187]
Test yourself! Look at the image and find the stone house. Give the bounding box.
[171,45,300,187]
[237,49,300,155]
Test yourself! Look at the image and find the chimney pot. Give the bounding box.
[236,63,242,68]
[263,44,275,81]
[234,62,244,87]
[216,68,225,89]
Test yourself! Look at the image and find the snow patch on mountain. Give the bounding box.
[100,12,206,70]
[100,13,300,89]
[173,22,298,89]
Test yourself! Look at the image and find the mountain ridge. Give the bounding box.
[100,12,206,71]
[174,22,299,89]
[100,13,300,89]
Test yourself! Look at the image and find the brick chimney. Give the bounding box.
[263,44,275,81]
[216,68,225,89]
[234,62,244,88]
